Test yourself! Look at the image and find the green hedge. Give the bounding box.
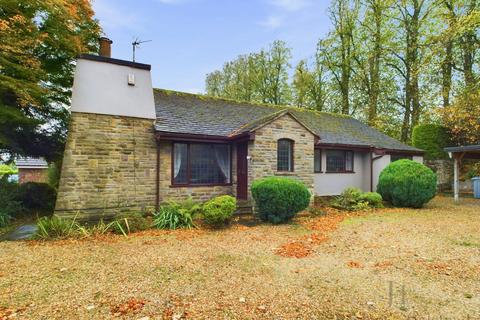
[251,177,310,224]
[16,182,57,212]
[412,124,452,160]
[377,160,437,208]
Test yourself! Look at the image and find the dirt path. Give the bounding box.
[0,197,479,319]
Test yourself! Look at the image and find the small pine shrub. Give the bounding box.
[153,201,194,230]
[331,188,383,211]
[203,195,236,227]
[358,192,384,208]
[251,177,311,224]
[377,159,437,208]
[17,182,57,212]
[112,212,149,234]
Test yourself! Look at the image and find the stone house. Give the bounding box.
[55,40,423,220]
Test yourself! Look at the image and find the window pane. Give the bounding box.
[190,144,229,184]
[326,150,346,172]
[173,143,188,184]
[277,139,293,171]
[314,149,321,172]
[345,151,353,171]
[391,154,412,162]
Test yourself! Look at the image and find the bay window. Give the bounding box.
[173,143,231,185]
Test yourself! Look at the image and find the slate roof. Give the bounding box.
[153,89,422,153]
[16,157,48,168]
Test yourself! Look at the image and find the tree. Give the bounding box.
[356,0,396,125]
[441,87,480,144]
[205,40,292,105]
[0,0,100,162]
[320,0,360,115]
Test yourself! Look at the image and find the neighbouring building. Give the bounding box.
[55,39,424,220]
[16,157,49,184]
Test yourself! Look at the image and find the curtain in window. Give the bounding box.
[345,151,353,171]
[214,144,230,183]
[174,143,186,180]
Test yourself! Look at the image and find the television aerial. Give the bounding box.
[132,37,152,62]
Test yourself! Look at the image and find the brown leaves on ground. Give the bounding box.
[0,306,26,320]
[276,240,313,258]
[110,298,146,317]
[275,207,350,258]
[346,261,363,268]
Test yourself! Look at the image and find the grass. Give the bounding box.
[0,196,479,319]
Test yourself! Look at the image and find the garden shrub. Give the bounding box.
[0,179,22,221]
[16,182,57,212]
[377,159,437,208]
[35,215,85,240]
[0,211,12,228]
[359,192,383,208]
[251,177,310,224]
[203,195,236,227]
[331,188,383,211]
[412,124,452,160]
[112,212,150,234]
[153,201,194,230]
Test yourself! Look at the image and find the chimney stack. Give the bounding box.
[99,37,113,58]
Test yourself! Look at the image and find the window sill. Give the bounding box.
[170,183,232,188]
[274,171,296,176]
[314,171,323,173]
[325,171,355,174]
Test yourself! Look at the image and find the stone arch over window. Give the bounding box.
[277,138,294,172]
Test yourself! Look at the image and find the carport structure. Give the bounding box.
[444,145,480,202]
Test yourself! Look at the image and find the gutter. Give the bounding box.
[370,147,384,192]
[156,144,160,211]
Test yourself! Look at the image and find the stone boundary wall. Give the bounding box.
[55,112,157,220]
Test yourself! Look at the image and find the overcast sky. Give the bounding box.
[92,0,331,93]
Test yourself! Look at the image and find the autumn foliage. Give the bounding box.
[0,0,100,161]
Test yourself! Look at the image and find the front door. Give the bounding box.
[236,142,248,200]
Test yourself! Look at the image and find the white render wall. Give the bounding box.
[71,58,156,119]
[314,151,424,196]
[314,151,370,196]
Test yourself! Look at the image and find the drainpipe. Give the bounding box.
[156,143,160,211]
[370,147,384,192]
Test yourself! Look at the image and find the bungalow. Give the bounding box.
[54,39,423,220]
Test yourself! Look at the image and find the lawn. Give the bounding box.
[0,196,479,319]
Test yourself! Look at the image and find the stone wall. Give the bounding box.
[55,112,157,220]
[248,114,315,199]
[157,141,235,203]
[424,159,453,192]
[18,168,48,184]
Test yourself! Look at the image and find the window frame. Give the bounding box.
[171,142,232,187]
[277,138,294,172]
[325,149,354,173]
[314,148,322,173]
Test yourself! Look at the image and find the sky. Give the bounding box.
[92,0,332,93]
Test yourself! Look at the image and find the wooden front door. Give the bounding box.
[236,142,248,200]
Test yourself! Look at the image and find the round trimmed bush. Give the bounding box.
[377,159,437,208]
[203,195,236,227]
[251,177,311,224]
